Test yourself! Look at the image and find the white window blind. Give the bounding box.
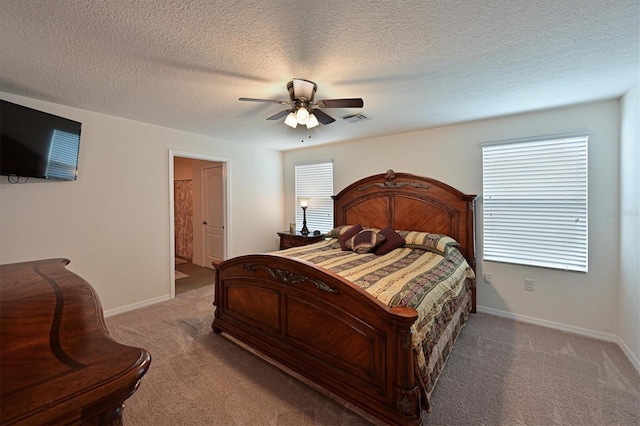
[482,135,588,272]
[295,162,334,233]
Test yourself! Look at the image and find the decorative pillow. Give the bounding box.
[326,225,355,238]
[346,230,386,254]
[398,231,460,256]
[374,226,406,255]
[338,224,363,250]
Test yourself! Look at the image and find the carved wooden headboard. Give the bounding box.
[332,170,477,271]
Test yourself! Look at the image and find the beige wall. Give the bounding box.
[284,100,622,341]
[0,92,284,312]
[619,81,640,366]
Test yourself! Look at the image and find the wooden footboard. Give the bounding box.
[212,254,422,426]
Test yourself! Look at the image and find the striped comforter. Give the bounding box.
[278,237,475,405]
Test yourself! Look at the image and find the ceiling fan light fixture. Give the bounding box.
[239,78,364,130]
[284,112,298,128]
[296,107,309,125]
[307,113,319,129]
[293,79,316,102]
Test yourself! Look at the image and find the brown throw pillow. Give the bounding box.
[339,224,363,250]
[346,230,386,254]
[375,226,406,255]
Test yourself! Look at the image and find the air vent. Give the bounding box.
[342,113,371,123]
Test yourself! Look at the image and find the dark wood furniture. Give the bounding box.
[0,258,151,425]
[212,170,476,426]
[277,231,326,249]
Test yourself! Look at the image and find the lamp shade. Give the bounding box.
[284,112,298,128]
[306,113,319,129]
[298,197,310,208]
[296,107,309,125]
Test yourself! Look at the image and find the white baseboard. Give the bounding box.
[104,294,171,318]
[616,335,640,374]
[476,305,640,374]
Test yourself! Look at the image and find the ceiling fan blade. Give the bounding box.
[239,97,290,105]
[311,109,336,125]
[266,110,291,121]
[292,79,317,101]
[315,98,364,108]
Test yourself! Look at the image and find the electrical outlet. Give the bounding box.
[524,279,535,291]
[483,273,493,284]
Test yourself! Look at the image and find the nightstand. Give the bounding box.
[278,231,326,250]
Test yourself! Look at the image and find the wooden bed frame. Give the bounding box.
[212,170,476,425]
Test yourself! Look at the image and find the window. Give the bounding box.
[46,130,80,180]
[295,162,334,233]
[482,134,588,272]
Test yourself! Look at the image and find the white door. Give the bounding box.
[203,166,225,269]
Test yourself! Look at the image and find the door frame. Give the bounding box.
[168,149,230,300]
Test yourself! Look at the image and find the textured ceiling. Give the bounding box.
[1,0,638,151]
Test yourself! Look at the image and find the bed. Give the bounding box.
[211,170,476,425]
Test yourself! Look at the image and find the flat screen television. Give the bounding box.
[0,100,82,181]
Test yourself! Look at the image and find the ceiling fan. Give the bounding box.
[239,78,364,129]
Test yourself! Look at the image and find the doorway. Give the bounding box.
[169,150,229,299]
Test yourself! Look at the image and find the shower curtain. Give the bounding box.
[174,179,193,260]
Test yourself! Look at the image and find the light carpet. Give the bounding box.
[106,285,640,425]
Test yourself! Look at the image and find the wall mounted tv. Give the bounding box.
[0,100,82,181]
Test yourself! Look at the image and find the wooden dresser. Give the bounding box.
[0,258,151,425]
